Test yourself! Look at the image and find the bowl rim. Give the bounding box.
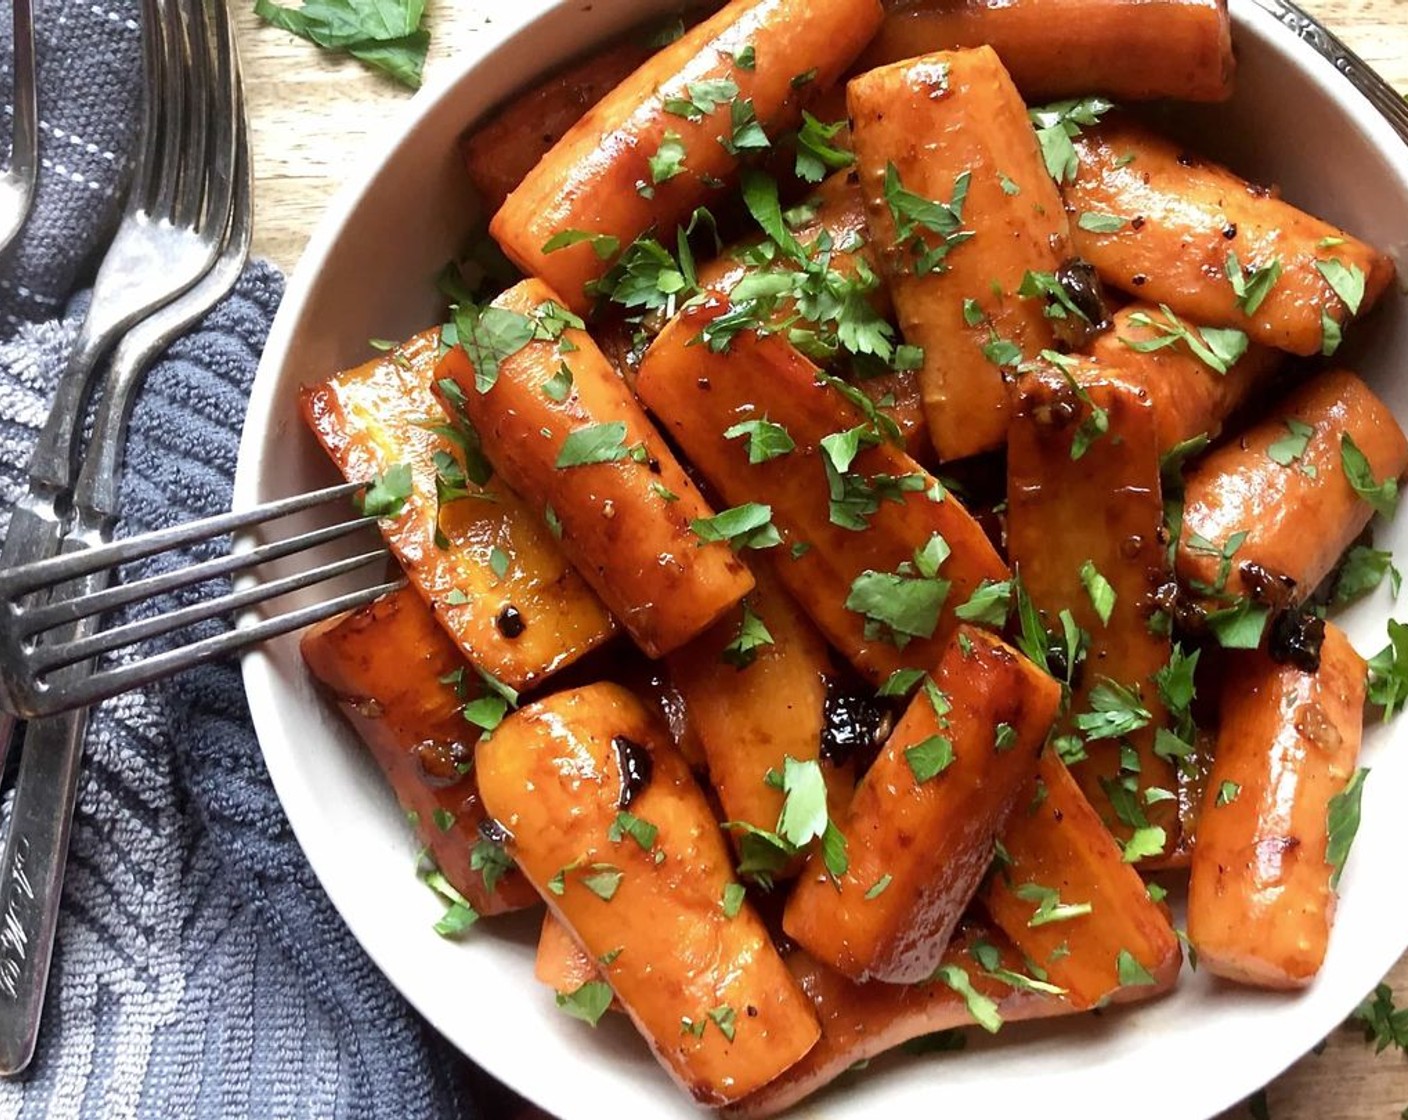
[234,3,1408,1117]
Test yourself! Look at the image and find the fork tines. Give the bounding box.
[0,483,402,720]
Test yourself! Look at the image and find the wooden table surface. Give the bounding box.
[230,2,1408,1116]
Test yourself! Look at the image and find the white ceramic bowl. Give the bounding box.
[235,4,1408,1117]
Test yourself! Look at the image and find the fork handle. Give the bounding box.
[0,707,88,1076]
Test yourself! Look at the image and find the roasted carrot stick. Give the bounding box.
[667,564,853,860]
[1188,623,1367,989]
[436,278,754,657]
[848,46,1072,462]
[1177,370,1408,608]
[301,330,617,690]
[491,0,884,314]
[857,0,1234,103]
[981,750,1183,1008]
[475,683,819,1105]
[535,911,621,1009]
[1085,302,1282,454]
[1065,118,1396,356]
[784,628,1059,983]
[1007,366,1178,851]
[635,296,1009,683]
[724,921,1080,1119]
[300,588,539,916]
[461,38,655,214]
[694,169,927,457]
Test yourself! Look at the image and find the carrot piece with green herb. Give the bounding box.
[1177,369,1408,613]
[856,0,1234,103]
[300,588,539,916]
[783,627,1059,983]
[436,278,754,658]
[300,330,616,690]
[1085,301,1282,454]
[1188,622,1367,989]
[490,0,884,314]
[981,750,1183,1009]
[475,683,820,1106]
[1007,364,1180,853]
[725,920,1081,1119]
[1064,118,1395,356]
[635,295,1008,684]
[848,46,1073,462]
[667,564,853,869]
[534,911,621,1011]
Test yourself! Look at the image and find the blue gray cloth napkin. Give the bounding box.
[0,3,502,1115]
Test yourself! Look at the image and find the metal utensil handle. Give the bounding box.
[1251,0,1408,144]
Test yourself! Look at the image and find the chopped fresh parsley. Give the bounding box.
[794,112,853,183]
[541,229,620,260]
[1367,620,1408,717]
[1326,767,1369,888]
[932,964,1002,1033]
[721,882,747,918]
[954,579,1012,626]
[845,536,951,649]
[1079,560,1116,625]
[555,980,614,1027]
[905,734,955,783]
[1352,983,1408,1054]
[581,864,625,901]
[470,838,514,894]
[1116,949,1157,987]
[724,417,795,463]
[1074,679,1152,741]
[1014,881,1093,927]
[648,131,688,185]
[462,665,519,735]
[865,874,893,899]
[1341,432,1400,519]
[882,164,974,276]
[1122,825,1167,862]
[451,304,536,393]
[1215,780,1241,807]
[1028,96,1114,183]
[420,867,479,938]
[663,77,739,121]
[1204,598,1270,650]
[1332,545,1396,606]
[609,811,659,852]
[1267,418,1315,470]
[690,503,782,550]
[357,463,414,519]
[1316,258,1367,315]
[1123,304,1248,374]
[723,603,775,668]
[1225,251,1283,316]
[1077,211,1126,233]
[555,421,631,468]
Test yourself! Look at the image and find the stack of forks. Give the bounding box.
[0,0,249,1075]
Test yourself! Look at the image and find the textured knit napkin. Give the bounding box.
[0,4,496,1116]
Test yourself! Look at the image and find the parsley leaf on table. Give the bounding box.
[254,0,431,89]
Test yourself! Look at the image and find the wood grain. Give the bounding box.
[232,1,1408,1116]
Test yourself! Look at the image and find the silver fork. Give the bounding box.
[0,0,248,1075]
[0,0,37,257]
[0,0,233,768]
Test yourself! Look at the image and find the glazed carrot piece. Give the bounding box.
[1065,118,1396,356]
[635,296,1009,684]
[1007,366,1178,851]
[1085,302,1282,454]
[461,38,654,214]
[491,0,884,314]
[667,564,853,860]
[300,588,539,916]
[436,278,754,657]
[476,683,819,1106]
[301,330,617,690]
[848,46,1072,462]
[1188,624,1367,989]
[1177,370,1408,608]
[857,0,1234,102]
[982,750,1183,1008]
[535,912,620,1009]
[784,627,1059,983]
[694,169,927,457]
[724,921,1080,1119]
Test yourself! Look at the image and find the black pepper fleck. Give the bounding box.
[496,605,526,639]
